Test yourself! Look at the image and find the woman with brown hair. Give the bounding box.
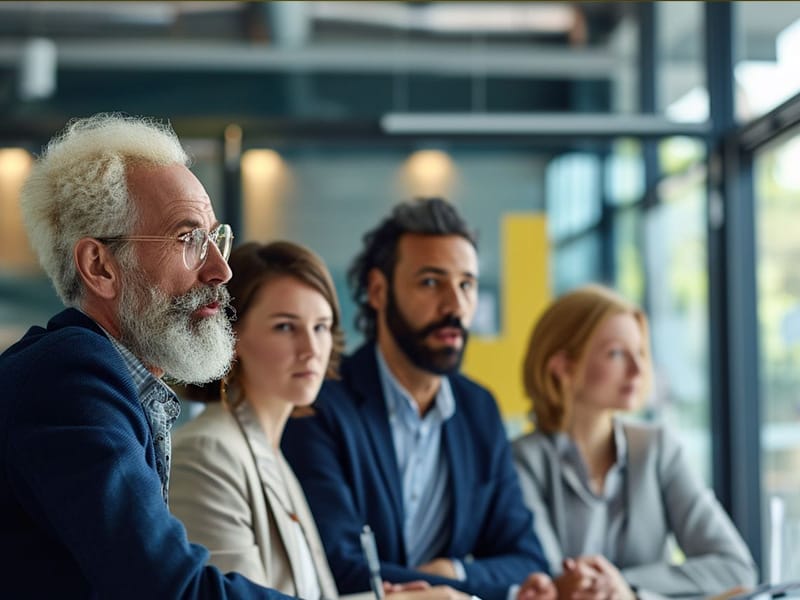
[512,284,756,600]
[170,240,345,599]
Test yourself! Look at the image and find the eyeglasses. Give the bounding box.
[98,224,233,270]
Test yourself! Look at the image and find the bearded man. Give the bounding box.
[0,113,294,599]
[283,198,552,600]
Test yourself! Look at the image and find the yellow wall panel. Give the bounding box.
[462,213,550,433]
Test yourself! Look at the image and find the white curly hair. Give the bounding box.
[20,113,190,306]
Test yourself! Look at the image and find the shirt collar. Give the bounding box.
[553,416,628,469]
[90,316,178,402]
[375,346,455,423]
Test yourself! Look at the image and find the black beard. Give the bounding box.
[384,284,468,375]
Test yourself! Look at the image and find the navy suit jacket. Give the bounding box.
[0,308,293,599]
[282,343,548,600]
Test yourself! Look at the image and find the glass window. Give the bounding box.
[754,127,800,580]
[659,136,705,177]
[644,165,710,483]
[605,138,644,206]
[546,152,603,241]
[612,208,645,305]
[551,232,603,295]
[657,2,707,122]
[736,2,800,122]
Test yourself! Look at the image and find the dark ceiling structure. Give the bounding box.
[0,2,633,141]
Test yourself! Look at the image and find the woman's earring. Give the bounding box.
[220,375,230,407]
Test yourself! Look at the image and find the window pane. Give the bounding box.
[659,136,705,177]
[645,166,710,483]
[546,152,602,241]
[658,1,707,122]
[605,139,644,207]
[612,208,645,305]
[755,127,800,580]
[736,2,800,122]
[551,233,603,295]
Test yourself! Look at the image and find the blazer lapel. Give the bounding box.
[282,451,340,599]
[232,402,307,594]
[441,395,469,552]
[345,345,405,523]
[546,440,568,554]
[620,424,645,566]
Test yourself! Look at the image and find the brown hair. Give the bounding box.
[523,284,652,433]
[184,240,344,403]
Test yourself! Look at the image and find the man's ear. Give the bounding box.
[547,350,572,383]
[366,268,388,312]
[73,237,121,300]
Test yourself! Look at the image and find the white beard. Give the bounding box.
[117,268,235,384]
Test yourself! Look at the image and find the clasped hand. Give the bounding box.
[518,556,636,600]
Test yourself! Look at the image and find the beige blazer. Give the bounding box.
[170,401,338,599]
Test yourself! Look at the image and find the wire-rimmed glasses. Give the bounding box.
[97,223,233,270]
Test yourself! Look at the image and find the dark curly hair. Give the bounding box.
[347,198,477,340]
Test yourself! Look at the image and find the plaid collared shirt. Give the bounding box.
[106,335,181,504]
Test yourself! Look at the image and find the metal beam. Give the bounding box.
[381,112,709,138]
[705,0,763,569]
[0,40,627,79]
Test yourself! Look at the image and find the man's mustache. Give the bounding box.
[417,314,466,339]
[170,284,231,314]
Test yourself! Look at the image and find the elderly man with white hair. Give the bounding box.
[0,113,294,599]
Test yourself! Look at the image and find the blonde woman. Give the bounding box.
[512,284,757,600]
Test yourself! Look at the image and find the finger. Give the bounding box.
[571,590,609,600]
[529,573,552,589]
[403,581,432,591]
[517,588,535,600]
[575,559,605,577]
[429,585,470,600]
[584,555,613,573]
[385,581,432,593]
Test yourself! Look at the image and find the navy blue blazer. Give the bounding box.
[0,308,293,599]
[282,343,548,600]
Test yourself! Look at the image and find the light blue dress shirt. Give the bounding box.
[375,348,456,570]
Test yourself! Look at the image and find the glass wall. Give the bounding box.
[657,1,707,122]
[646,163,710,482]
[755,126,800,580]
[736,2,800,122]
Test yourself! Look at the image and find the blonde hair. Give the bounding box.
[523,284,652,433]
[20,113,189,306]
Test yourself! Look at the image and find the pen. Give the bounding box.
[360,524,385,600]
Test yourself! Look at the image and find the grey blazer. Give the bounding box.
[512,422,757,598]
[170,402,338,599]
